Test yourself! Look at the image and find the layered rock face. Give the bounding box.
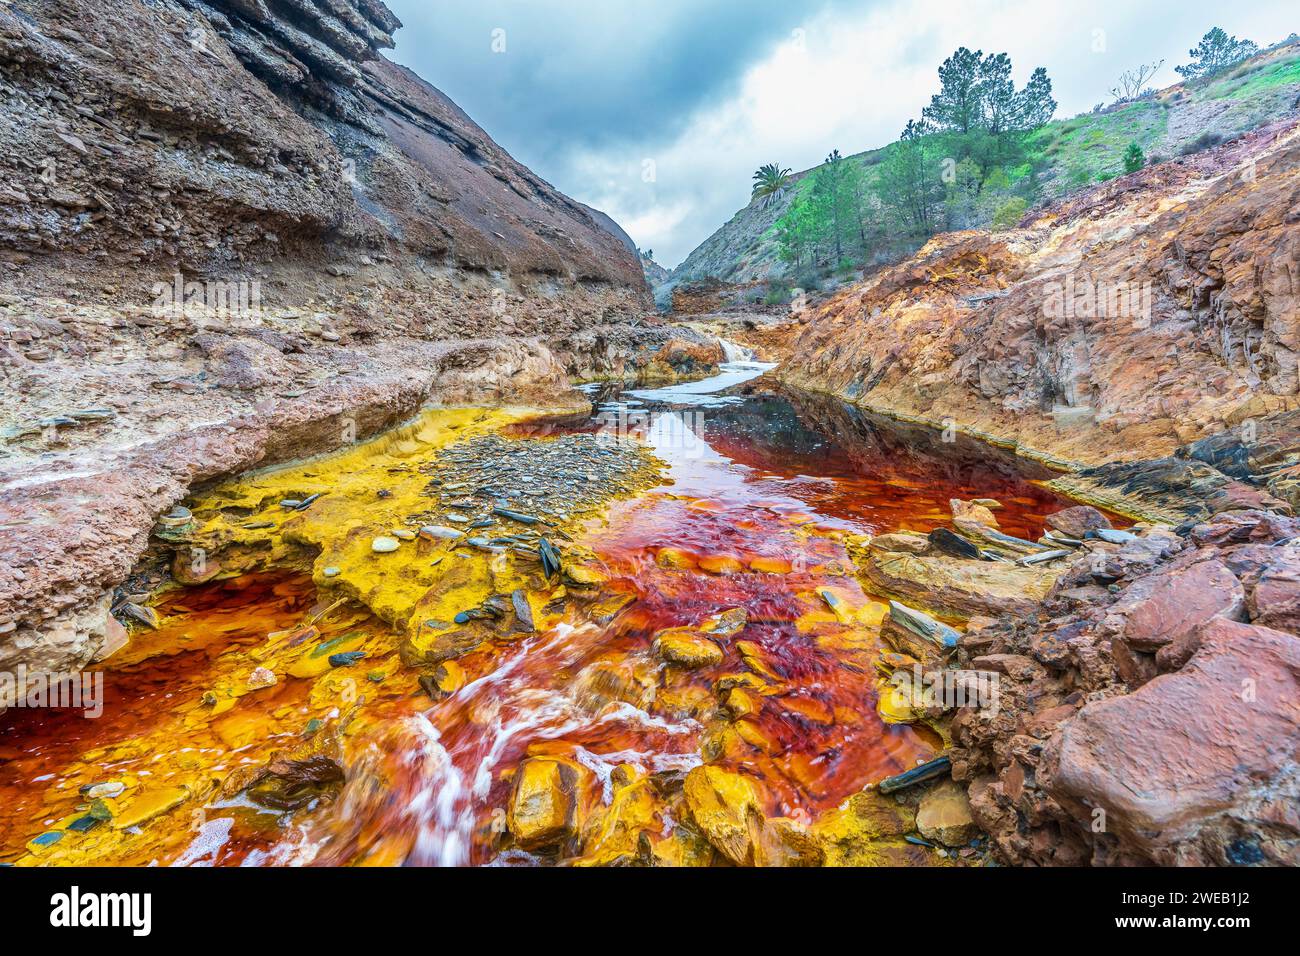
[779,121,1300,469]
[0,0,647,320]
[0,0,652,707]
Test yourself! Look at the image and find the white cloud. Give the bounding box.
[387,0,1298,268]
[572,0,1295,267]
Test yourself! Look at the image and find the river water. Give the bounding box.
[0,365,1073,866]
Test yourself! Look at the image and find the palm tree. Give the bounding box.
[751,163,793,208]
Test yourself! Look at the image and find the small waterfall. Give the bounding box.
[717,338,755,363]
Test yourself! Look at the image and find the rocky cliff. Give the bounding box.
[0,0,653,709]
[778,120,1300,472]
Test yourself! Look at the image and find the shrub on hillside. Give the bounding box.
[992,196,1028,229]
[1179,131,1225,155]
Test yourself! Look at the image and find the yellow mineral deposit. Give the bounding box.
[0,397,1068,868]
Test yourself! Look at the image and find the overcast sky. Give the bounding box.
[385,0,1296,267]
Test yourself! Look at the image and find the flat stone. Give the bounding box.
[371,536,400,553]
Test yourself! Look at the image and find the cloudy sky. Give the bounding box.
[385,0,1295,267]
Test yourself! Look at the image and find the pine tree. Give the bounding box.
[923,47,986,134]
[1123,142,1145,174]
[1175,28,1258,80]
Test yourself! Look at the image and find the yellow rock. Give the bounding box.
[577,775,658,866]
[683,765,764,866]
[876,676,924,725]
[917,780,978,847]
[112,787,190,830]
[653,629,723,669]
[812,791,917,866]
[721,686,761,719]
[564,565,609,587]
[698,554,745,575]
[287,632,367,679]
[748,556,793,574]
[508,757,580,850]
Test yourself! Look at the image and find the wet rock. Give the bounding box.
[755,817,825,867]
[400,626,482,666]
[701,607,748,636]
[371,536,400,553]
[222,730,346,812]
[811,791,918,866]
[508,757,580,850]
[111,786,190,829]
[653,629,724,669]
[1044,506,1112,540]
[878,755,952,794]
[683,765,764,866]
[917,780,978,847]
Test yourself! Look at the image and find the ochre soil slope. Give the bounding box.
[779,121,1300,468]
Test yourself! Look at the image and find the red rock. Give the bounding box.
[1111,637,1158,687]
[1120,560,1244,652]
[1045,506,1112,538]
[1040,618,1300,865]
[970,654,1044,682]
[1249,547,1300,633]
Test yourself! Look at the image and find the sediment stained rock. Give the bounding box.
[0,0,654,702]
[778,121,1300,468]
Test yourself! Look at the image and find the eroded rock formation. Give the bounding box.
[0,0,653,706]
[779,121,1300,467]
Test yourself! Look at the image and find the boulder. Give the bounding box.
[683,765,764,865]
[1249,547,1300,633]
[1120,560,1244,652]
[509,757,581,850]
[1040,618,1300,865]
[1045,505,1112,538]
[928,528,982,560]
